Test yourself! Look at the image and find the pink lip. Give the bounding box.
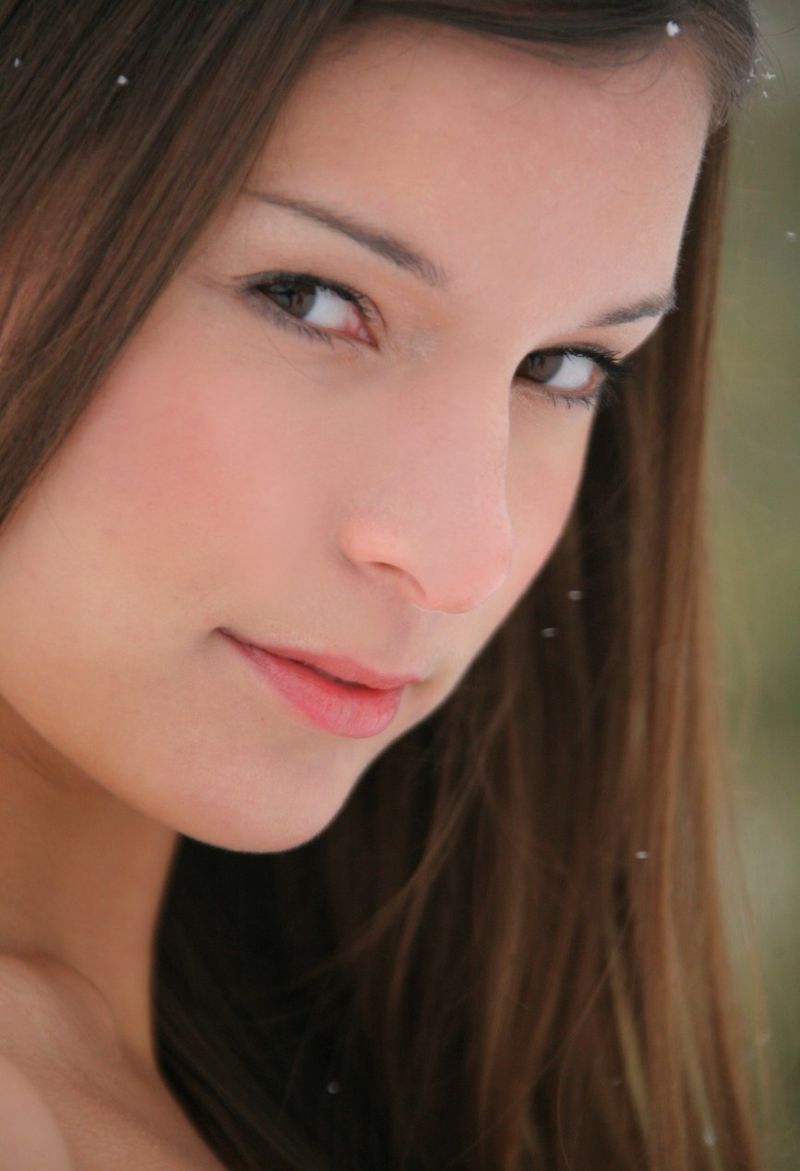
[219,630,423,690]
[220,631,411,739]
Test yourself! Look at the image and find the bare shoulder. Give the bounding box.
[0,950,73,1013]
[0,952,115,1056]
[0,955,227,1170]
[0,1051,74,1169]
[0,955,76,1166]
[0,954,61,1055]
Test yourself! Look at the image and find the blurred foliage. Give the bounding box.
[711,1,799,1166]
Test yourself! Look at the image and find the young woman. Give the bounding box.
[0,2,773,1168]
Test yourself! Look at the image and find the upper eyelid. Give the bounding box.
[243,271,630,370]
[242,269,383,324]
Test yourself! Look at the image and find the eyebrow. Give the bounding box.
[243,188,677,327]
[243,188,450,289]
[581,289,677,328]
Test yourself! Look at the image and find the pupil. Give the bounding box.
[524,353,563,382]
[272,280,315,316]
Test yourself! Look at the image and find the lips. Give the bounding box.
[302,663,339,681]
[218,629,423,691]
[289,659,356,685]
[221,631,409,738]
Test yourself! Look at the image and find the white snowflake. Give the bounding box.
[702,1125,717,1148]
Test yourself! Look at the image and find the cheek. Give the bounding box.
[0,347,371,851]
[510,404,592,567]
[29,307,308,618]
[0,319,239,748]
[435,429,587,698]
[480,408,592,634]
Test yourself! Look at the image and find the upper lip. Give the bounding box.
[220,629,425,690]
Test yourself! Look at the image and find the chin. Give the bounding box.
[185,811,344,855]
[154,765,361,855]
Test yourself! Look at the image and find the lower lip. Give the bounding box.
[223,635,405,739]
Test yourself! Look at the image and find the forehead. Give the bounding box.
[245,19,711,323]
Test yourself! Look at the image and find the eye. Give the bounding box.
[243,271,629,411]
[244,272,378,347]
[515,348,628,411]
[521,351,598,392]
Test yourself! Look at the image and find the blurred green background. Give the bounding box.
[712,1,798,1166]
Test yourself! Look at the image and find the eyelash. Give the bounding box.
[242,270,630,412]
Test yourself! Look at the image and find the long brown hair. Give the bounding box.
[0,2,772,1168]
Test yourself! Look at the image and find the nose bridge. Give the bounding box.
[339,365,515,614]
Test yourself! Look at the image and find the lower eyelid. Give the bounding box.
[258,292,364,351]
[244,281,372,348]
[245,280,629,398]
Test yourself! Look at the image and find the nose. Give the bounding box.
[337,374,515,614]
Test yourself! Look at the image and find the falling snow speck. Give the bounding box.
[541,627,558,638]
[116,74,129,86]
[635,850,649,860]
[787,231,797,243]
[665,20,680,37]
[702,1125,717,1148]
[327,1081,341,1095]
[13,57,21,68]
[568,589,584,601]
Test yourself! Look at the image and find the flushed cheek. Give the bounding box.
[445,446,586,678]
[511,409,592,547]
[42,336,293,622]
[508,477,576,604]
[427,491,579,714]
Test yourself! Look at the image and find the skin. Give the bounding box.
[0,16,710,1103]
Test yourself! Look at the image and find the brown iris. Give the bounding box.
[519,353,565,382]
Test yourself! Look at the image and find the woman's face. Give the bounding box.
[0,22,709,851]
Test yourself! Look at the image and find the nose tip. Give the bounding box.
[341,509,514,615]
[337,373,516,615]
